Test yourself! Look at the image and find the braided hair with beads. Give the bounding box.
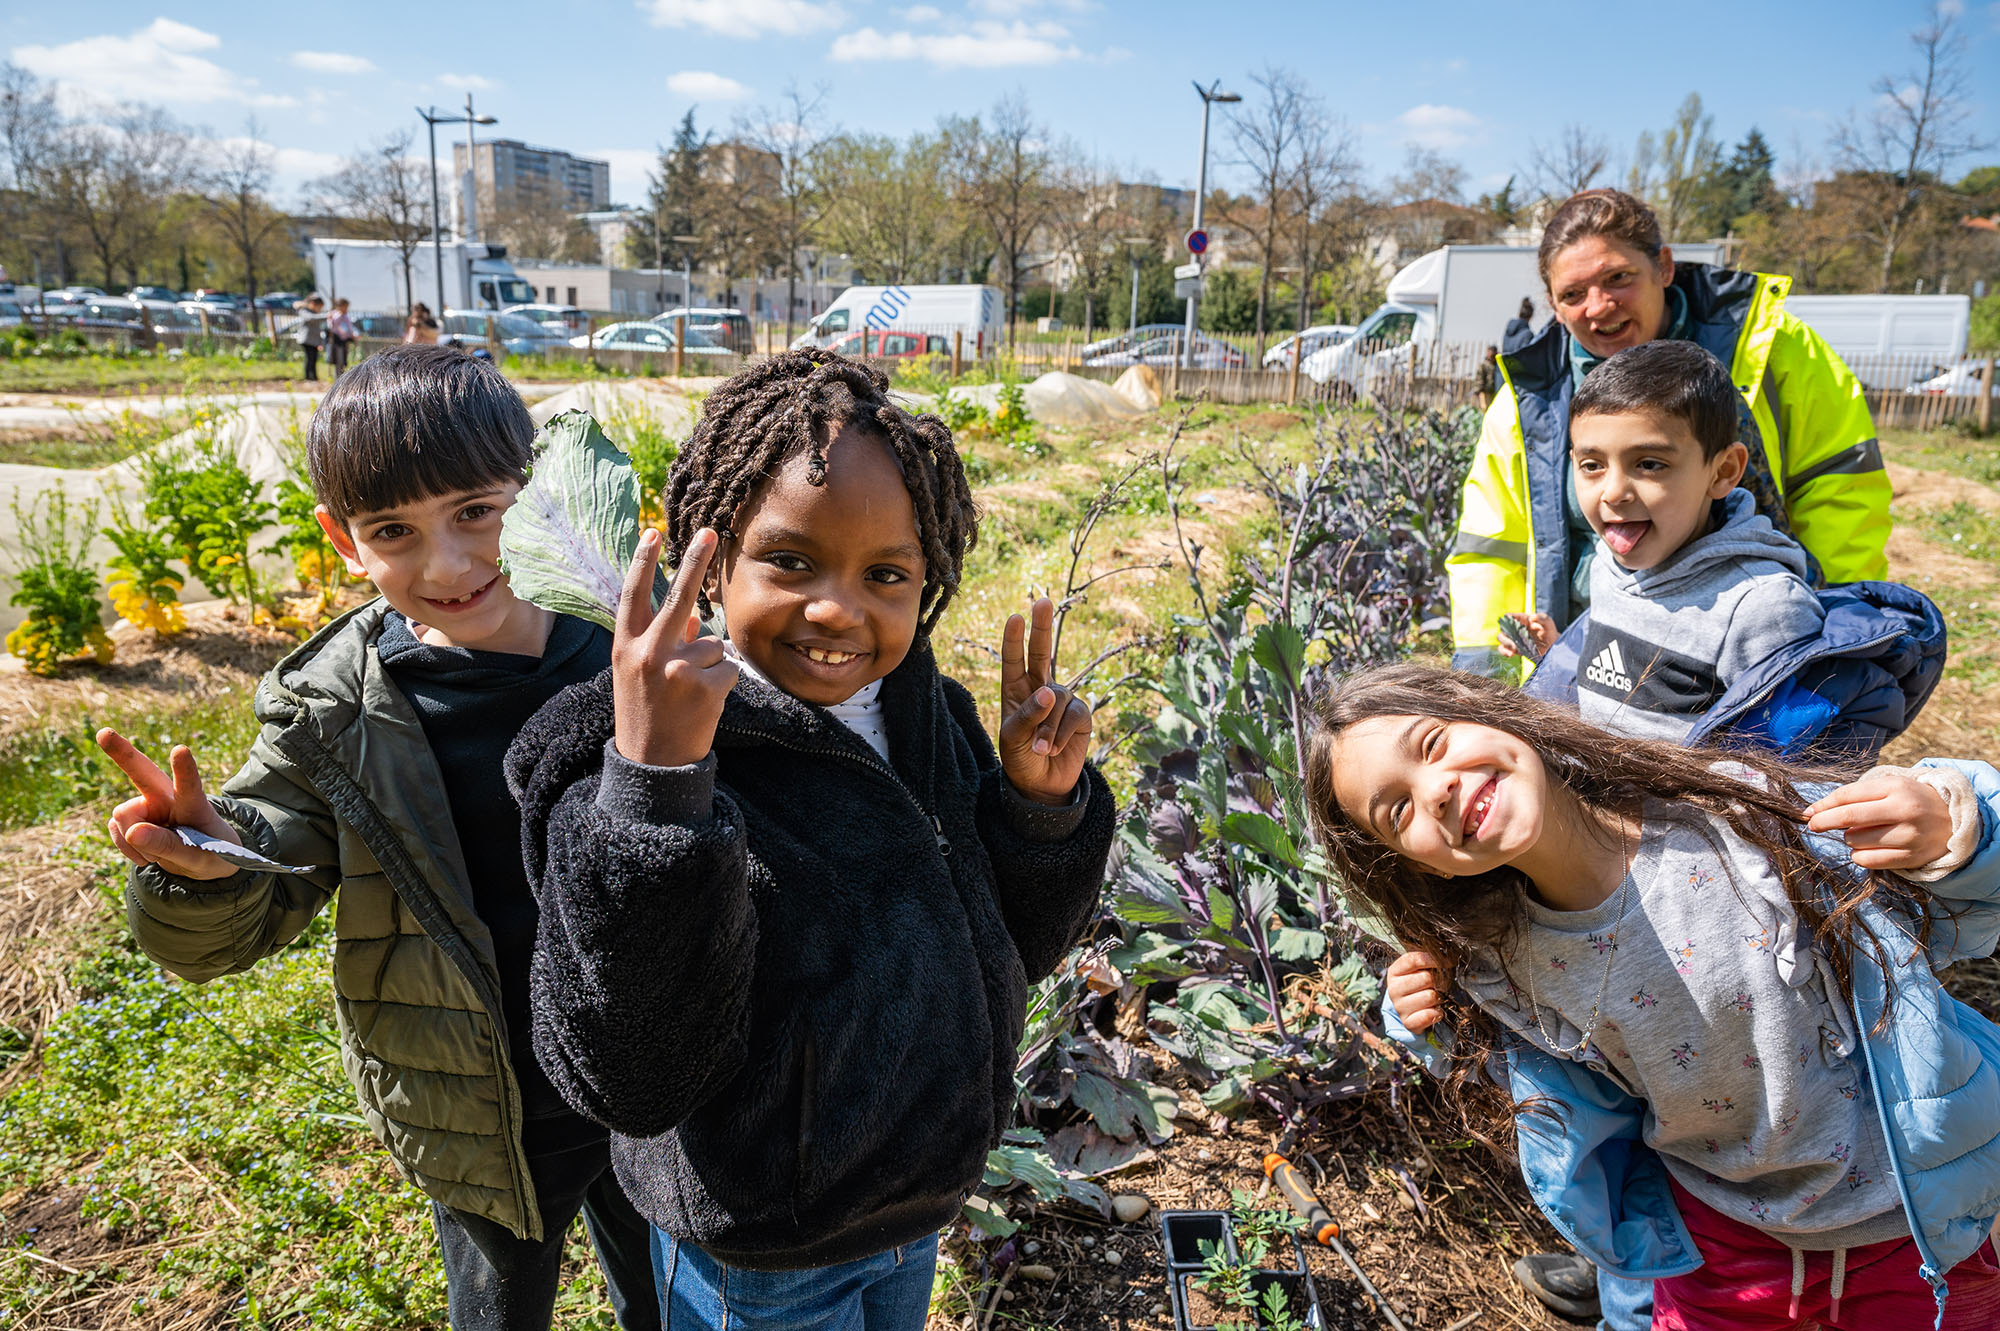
[663,348,979,637]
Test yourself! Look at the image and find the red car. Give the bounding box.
[828,329,950,360]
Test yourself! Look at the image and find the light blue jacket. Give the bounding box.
[1393,758,2000,1325]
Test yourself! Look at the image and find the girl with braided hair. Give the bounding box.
[508,349,1116,1329]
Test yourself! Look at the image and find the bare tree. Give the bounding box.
[204,120,290,310]
[1227,66,1310,345]
[0,63,63,283]
[1044,150,1127,335]
[1627,93,1722,241]
[43,105,194,287]
[735,81,832,339]
[1834,3,1990,291]
[1524,123,1610,202]
[697,140,776,309]
[953,95,1052,337]
[1287,114,1363,335]
[311,131,432,315]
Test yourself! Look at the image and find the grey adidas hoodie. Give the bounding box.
[1577,488,1824,742]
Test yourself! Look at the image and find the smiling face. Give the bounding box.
[1545,235,1675,361]
[1329,714,1551,879]
[1570,409,1748,570]
[317,481,550,656]
[712,423,926,706]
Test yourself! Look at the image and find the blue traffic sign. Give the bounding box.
[1186,229,1209,255]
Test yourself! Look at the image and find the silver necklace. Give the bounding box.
[1522,822,1637,1057]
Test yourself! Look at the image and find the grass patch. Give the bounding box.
[0,405,217,470]
[0,353,303,397]
[1880,427,2000,487]
[0,690,264,834]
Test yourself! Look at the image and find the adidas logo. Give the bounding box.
[1585,640,1635,694]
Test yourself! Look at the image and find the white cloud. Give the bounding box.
[641,0,845,38]
[291,50,377,75]
[900,4,943,18]
[829,19,1084,67]
[666,70,752,100]
[12,18,294,108]
[1395,104,1482,150]
[437,72,498,92]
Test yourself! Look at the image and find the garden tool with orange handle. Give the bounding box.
[1263,1152,1410,1331]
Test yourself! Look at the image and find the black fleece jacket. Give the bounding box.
[505,642,1115,1270]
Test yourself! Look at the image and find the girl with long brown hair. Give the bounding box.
[1304,662,2000,1329]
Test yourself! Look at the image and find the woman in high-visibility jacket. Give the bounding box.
[1448,189,1890,676]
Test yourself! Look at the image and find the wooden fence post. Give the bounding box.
[1980,354,1996,437]
[1287,335,1301,407]
[673,314,685,378]
[951,330,963,378]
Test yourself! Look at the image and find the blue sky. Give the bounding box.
[6,1,1997,209]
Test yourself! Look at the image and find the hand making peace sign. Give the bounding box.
[95,728,242,880]
[997,597,1092,805]
[612,526,740,769]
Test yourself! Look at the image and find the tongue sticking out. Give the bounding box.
[1602,521,1650,556]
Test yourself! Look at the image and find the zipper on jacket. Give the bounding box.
[715,723,952,858]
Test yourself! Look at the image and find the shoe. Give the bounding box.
[1512,1252,1601,1320]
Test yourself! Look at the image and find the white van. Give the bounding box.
[795,284,1004,353]
[1784,294,1970,388]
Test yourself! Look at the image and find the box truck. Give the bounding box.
[1304,243,1725,396]
[309,239,536,316]
[1783,294,1970,388]
[793,284,1004,352]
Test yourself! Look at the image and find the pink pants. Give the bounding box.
[1652,1180,2000,1330]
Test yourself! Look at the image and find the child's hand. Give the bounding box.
[96,728,241,880]
[997,597,1091,805]
[1805,772,1952,871]
[1385,950,1449,1034]
[611,527,739,769]
[1495,612,1557,658]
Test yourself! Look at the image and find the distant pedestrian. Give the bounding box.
[404,302,440,346]
[1501,296,1535,354]
[1477,345,1499,409]
[328,298,357,377]
[294,295,328,382]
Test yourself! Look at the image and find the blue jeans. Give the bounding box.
[649,1230,938,1331]
[1598,1268,1654,1331]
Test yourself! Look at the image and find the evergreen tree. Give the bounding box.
[627,110,708,304]
[1710,128,1779,231]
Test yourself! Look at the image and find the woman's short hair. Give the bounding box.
[1538,189,1665,290]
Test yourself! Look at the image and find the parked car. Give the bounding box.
[51,285,107,301]
[440,309,570,355]
[1080,323,1187,359]
[176,300,245,333]
[1907,360,1995,397]
[505,303,593,339]
[255,291,304,311]
[350,313,406,339]
[652,307,752,354]
[137,301,204,336]
[1084,332,1246,370]
[0,299,25,328]
[571,321,733,356]
[1261,324,1356,369]
[827,329,951,361]
[127,285,182,304]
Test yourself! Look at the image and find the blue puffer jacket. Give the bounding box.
[1488,760,2000,1328]
[1524,580,1946,760]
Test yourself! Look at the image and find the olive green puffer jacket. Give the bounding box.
[126,600,546,1240]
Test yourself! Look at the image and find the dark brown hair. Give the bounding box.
[1571,340,1741,460]
[1302,662,1921,1145]
[307,343,533,524]
[664,348,978,636]
[1537,188,1666,291]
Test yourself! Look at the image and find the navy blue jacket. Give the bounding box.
[1525,580,1946,760]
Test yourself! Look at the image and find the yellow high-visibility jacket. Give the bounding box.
[1447,264,1890,675]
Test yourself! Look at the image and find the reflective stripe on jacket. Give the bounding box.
[1447,264,1890,676]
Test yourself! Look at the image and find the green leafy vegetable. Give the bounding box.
[499,410,658,631]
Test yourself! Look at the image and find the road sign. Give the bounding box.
[1185,229,1209,255]
[1174,276,1204,300]
[1173,261,1202,280]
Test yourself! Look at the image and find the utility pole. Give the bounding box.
[1182,80,1239,369]
[418,103,497,318]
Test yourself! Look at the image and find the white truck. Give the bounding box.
[1783,294,1970,388]
[1304,243,1725,397]
[309,239,536,316]
[793,284,1004,353]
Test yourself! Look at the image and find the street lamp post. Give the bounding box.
[1182,80,1240,370]
[417,102,497,320]
[1121,235,1150,343]
[319,246,338,303]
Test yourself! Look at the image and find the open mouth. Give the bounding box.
[1601,520,1651,557]
[1463,777,1497,839]
[788,643,867,669]
[423,576,497,612]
